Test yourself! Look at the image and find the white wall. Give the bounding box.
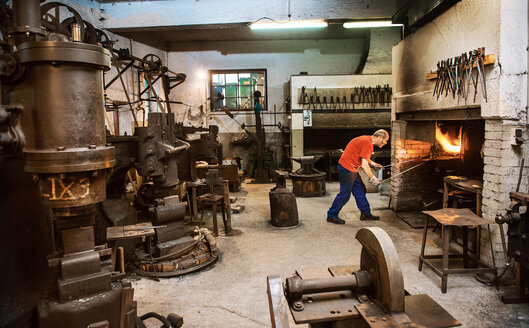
[392,0,528,120]
[101,0,396,28]
[167,28,400,129]
[168,39,367,132]
[167,28,400,166]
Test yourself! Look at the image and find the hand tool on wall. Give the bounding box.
[330,96,336,111]
[308,96,315,109]
[299,86,307,104]
[477,47,487,101]
[432,47,488,102]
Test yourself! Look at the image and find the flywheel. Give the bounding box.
[356,227,405,313]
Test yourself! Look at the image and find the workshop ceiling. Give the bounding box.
[106,21,369,52]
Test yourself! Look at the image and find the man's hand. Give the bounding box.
[371,162,384,170]
[369,176,381,186]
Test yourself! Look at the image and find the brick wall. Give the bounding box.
[391,121,435,210]
[480,120,529,264]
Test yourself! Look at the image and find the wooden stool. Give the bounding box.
[198,193,226,237]
[419,208,497,293]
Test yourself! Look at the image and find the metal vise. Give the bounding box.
[495,191,529,303]
[267,227,460,328]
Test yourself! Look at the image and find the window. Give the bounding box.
[209,69,267,111]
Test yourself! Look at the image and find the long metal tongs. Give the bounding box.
[477,47,487,101]
[433,47,488,102]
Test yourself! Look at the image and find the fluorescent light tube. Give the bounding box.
[343,20,402,28]
[250,20,328,30]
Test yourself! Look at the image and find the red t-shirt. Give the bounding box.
[338,135,373,172]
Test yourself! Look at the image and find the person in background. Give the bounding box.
[326,129,389,224]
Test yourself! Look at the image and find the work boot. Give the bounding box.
[360,213,379,221]
[327,217,345,224]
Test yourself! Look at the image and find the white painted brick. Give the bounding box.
[483,147,502,158]
[483,164,505,176]
[483,156,499,166]
[483,156,518,167]
[482,187,504,200]
[485,131,502,140]
[485,121,503,132]
[484,139,502,149]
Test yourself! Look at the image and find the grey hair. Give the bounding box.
[373,129,389,138]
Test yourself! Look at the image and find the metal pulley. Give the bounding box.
[141,54,162,73]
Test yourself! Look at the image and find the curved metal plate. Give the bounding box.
[356,227,404,313]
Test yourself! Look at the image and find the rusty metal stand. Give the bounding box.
[419,208,497,293]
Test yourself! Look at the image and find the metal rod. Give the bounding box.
[287,275,359,300]
[116,65,138,127]
[139,74,162,97]
[516,158,525,192]
[379,160,428,184]
[145,73,167,115]
[105,60,134,90]
[382,158,423,168]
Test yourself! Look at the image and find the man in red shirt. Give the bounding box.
[327,129,389,224]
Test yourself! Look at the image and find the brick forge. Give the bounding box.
[390,120,486,212]
[391,137,434,210]
[390,118,529,263]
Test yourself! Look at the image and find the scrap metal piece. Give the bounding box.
[267,275,291,328]
[405,294,461,328]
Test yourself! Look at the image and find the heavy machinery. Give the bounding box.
[0,1,186,327]
[495,192,529,303]
[267,227,460,328]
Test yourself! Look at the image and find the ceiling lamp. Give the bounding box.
[250,19,328,30]
[343,20,403,28]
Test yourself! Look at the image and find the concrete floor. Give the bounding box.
[133,181,529,328]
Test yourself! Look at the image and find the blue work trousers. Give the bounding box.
[327,164,371,218]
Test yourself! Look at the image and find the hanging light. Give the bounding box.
[343,20,403,28]
[250,19,328,30]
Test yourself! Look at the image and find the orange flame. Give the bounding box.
[436,125,461,153]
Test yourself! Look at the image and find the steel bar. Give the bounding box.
[115,65,138,127]
[104,60,134,90]
[287,275,359,300]
[380,160,428,184]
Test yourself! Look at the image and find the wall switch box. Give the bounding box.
[511,127,524,145]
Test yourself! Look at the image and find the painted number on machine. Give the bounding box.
[42,177,91,201]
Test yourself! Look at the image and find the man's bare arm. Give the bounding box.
[361,158,374,179]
